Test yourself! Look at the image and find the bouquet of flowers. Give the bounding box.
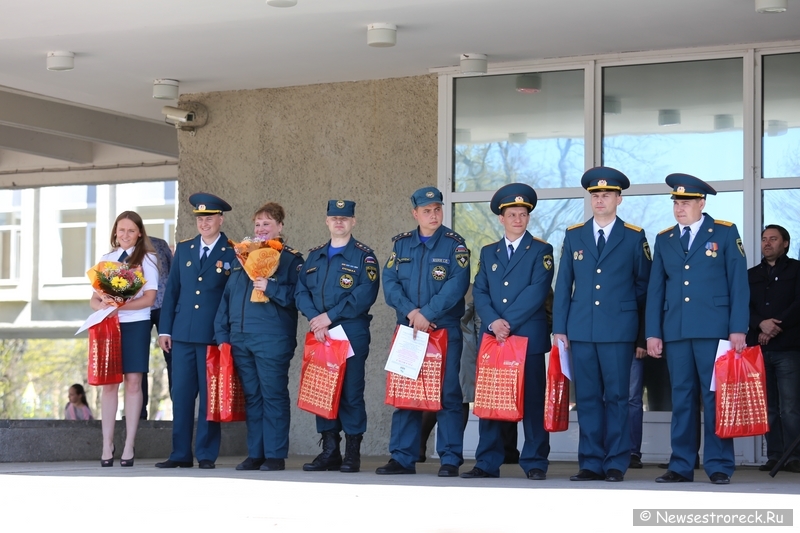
[87,261,146,307]
[229,237,283,302]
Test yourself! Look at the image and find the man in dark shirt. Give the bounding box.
[747,224,800,474]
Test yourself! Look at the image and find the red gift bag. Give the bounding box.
[206,343,246,422]
[297,333,350,419]
[385,327,447,411]
[715,345,769,438]
[472,334,527,422]
[544,344,570,432]
[87,315,123,386]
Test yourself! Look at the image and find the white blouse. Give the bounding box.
[96,248,159,324]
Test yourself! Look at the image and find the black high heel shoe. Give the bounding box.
[101,444,116,467]
[120,448,135,467]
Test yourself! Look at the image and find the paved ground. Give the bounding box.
[1,456,797,531]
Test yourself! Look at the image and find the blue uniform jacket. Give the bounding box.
[473,231,554,355]
[214,246,303,344]
[159,233,236,345]
[645,214,749,341]
[553,217,651,343]
[295,237,380,327]
[382,224,470,328]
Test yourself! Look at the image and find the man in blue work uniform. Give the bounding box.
[553,167,651,482]
[295,200,380,473]
[377,186,470,477]
[155,193,236,469]
[646,174,749,485]
[461,183,554,480]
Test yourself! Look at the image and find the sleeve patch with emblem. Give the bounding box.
[643,242,652,261]
[366,265,378,282]
[736,237,745,257]
[543,254,554,270]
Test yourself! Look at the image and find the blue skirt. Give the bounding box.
[120,319,152,374]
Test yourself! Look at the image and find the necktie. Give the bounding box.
[681,226,691,253]
[508,244,515,259]
[597,229,606,255]
[200,246,209,267]
[118,250,129,263]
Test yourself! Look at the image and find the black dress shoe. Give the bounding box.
[375,459,415,475]
[155,459,193,468]
[260,458,286,471]
[605,469,624,482]
[236,457,266,471]
[655,470,691,483]
[709,472,730,484]
[527,468,546,480]
[198,460,215,469]
[570,469,604,481]
[460,467,497,479]
[629,455,643,469]
[438,464,459,477]
[758,459,778,472]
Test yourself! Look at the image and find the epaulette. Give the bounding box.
[567,223,584,231]
[715,219,733,227]
[283,245,301,256]
[392,232,412,242]
[179,238,192,243]
[354,240,374,254]
[532,236,549,244]
[658,226,674,235]
[445,231,465,244]
[624,222,643,232]
[308,243,326,253]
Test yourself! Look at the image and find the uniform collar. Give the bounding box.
[412,225,444,248]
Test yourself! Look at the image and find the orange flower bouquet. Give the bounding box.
[87,261,147,307]
[229,237,283,302]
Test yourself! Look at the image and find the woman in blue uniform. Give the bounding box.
[214,202,303,471]
[90,211,158,467]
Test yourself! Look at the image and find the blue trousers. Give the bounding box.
[763,350,800,462]
[169,341,220,463]
[572,341,633,474]
[389,325,464,470]
[629,355,644,458]
[474,352,549,476]
[665,338,734,480]
[315,325,369,435]
[231,331,296,460]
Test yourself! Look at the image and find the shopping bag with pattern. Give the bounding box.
[473,333,527,422]
[297,333,349,419]
[385,327,448,411]
[544,344,570,432]
[715,345,768,438]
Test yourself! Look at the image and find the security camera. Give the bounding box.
[161,102,208,135]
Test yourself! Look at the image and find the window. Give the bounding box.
[0,190,22,281]
[40,185,97,280]
[762,53,800,179]
[116,182,177,246]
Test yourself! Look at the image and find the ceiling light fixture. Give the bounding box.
[604,97,622,115]
[367,23,397,47]
[713,114,734,130]
[755,0,787,13]
[658,109,681,126]
[515,74,541,94]
[46,51,74,71]
[153,79,179,100]
[266,0,297,6]
[460,54,487,75]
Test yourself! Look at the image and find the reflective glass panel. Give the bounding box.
[763,189,800,259]
[603,58,743,183]
[454,70,585,192]
[762,53,800,179]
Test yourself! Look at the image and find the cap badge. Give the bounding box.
[198,204,206,211]
[676,186,685,193]
[426,191,434,198]
[515,196,524,202]
[597,180,607,187]
[336,200,345,208]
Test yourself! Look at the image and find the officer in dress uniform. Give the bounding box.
[646,174,749,485]
[377,186,470,477]
[461,183,554,480]
[295,200,380,473]
[553,167,652,482]
[155,193,236,469]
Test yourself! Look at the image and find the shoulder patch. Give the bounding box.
[354,240,374,254]
[715,219,733,227]
[658,226,674,235]
[308,242,326,253]
[624,222,643,232]
[567,223,584,231]
[445,231,466,245]
[283,245,301,256]
[532,236,549,244]
[392,232,412,242]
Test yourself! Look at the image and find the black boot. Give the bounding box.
[340,433,363,473]
[303,431,342,471]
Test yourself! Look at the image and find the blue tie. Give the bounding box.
[508,244,514,259]
[597,229,606,255]
[118,250,129,263]
[200,246,209,267]
[681,226,691,254]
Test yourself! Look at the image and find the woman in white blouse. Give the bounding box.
[90,211,159,467]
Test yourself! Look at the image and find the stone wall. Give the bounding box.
[175,74,439,455]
